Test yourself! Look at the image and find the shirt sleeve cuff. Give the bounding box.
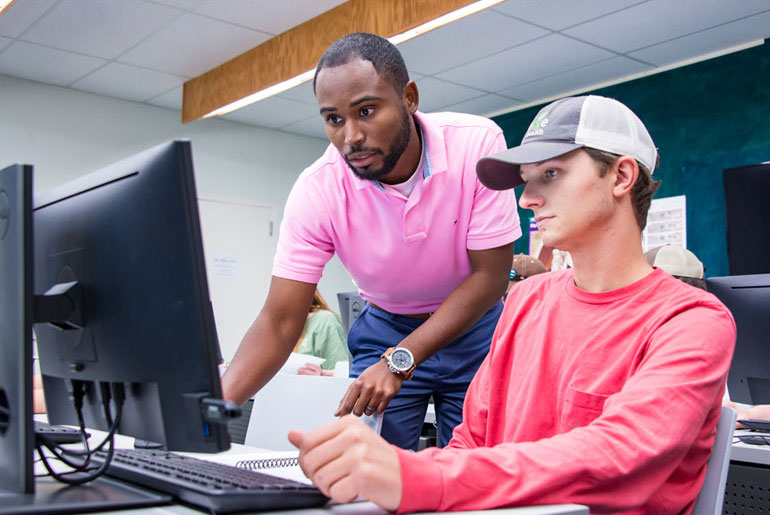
[395,446,444,513]
[271,264,323,284]
[466,226,522,251]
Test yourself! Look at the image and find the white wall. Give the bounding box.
[0,74,356,315]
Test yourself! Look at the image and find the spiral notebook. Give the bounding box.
[236,454,299,471]
[201,450,310,484]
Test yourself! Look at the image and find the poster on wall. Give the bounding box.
[642,195,687,252]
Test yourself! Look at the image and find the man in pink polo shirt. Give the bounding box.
[221,33,520,450]
[288,96,736,514]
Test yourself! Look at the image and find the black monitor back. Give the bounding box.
[723,163,770,275]
[706,273,770,405]
[0,164,34,494]
[34,141,228,452]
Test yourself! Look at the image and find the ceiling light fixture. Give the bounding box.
[201,0,506,120]
[389,0,507,45]
[0,0,18,16]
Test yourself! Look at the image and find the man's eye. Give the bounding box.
[325,115,342,125]
[360,106,374,117]
[544,169,559,179]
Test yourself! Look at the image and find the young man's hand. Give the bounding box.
[335,360,403,416]
[289,415,402,511]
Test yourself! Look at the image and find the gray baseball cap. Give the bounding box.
[477,95,658,190]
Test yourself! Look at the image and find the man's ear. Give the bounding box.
[612,156,639,198]
[403,81,419,114]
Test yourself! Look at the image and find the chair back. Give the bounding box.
[244,374,381,451]
[692,406,737,515]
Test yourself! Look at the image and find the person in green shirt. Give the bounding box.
[295,290,349,375]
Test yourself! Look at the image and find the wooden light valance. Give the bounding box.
[182,0,485,123]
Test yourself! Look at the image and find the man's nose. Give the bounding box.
[518,183,543,210]
[344,120,364,148]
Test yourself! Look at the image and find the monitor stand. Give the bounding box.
[0,476,171,514]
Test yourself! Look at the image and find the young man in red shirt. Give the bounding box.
[288,95,736,515]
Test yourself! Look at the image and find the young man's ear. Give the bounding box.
[612,156,639,198]
[403,81,419,114]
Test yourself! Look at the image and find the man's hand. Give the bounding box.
[289,415,402,511]
[335,359,403,417]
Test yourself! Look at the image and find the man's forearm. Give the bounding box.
[221,317,301,405]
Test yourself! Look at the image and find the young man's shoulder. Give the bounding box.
[652,269,733,314]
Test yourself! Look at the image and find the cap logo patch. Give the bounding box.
[526,113,549,137]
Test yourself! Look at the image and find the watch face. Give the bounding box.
[390,348,413,371]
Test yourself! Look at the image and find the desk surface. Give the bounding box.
[732,429,770,465]
[101,501,589,515]
[31,423,588,515]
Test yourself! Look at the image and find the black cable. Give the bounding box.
[36,435,116,485]
[34,380,125,485]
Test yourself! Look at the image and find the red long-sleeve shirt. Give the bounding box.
[396,268,735,514]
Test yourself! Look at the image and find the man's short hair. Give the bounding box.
[583,147,661,231]
[313,32,410,95]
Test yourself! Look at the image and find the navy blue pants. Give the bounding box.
[348,302,503,450]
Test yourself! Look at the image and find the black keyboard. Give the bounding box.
[34,420,87,444]
[94,448,328,514]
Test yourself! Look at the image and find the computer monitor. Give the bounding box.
[0,164,34,495]
[723,163,770,275]
[33,140,233,453]
[706,274,770,405]
[1,162,178,514]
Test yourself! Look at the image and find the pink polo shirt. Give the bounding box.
[272,111,520,314]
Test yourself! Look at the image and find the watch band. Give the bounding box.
[381,347,415,380]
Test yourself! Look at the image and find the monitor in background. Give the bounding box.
[34,140,236,453]
[706,273,770,405]
[723,163,770,275]
[337,291,363,336]
[0,164,34,496]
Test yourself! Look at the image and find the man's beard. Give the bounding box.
[344,109,412,182]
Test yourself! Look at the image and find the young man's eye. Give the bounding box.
[325,115,342,126]
[359,106,374,117]
[544,169,559,179]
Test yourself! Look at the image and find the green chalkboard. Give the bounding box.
[493,40,770,278]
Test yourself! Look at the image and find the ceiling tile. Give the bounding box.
[193,0,347,34]
[280,116,328,140]
[276,80,316,104]
[147,86,184,110]
[492,0,645,30]
[150,0,208,9]
[0,0,58,38]
[414,77,488,113]
[119,12,270,77]
[397,9,548,75]
[71,63,186,102]
[21,0,183,59]
[0,41,106,86]
[221,96,318,128]
[436,34,615,92]
[564,0,770,54]
[499,56,653,103]
[440,93,523,117]
[628,11,770,67]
